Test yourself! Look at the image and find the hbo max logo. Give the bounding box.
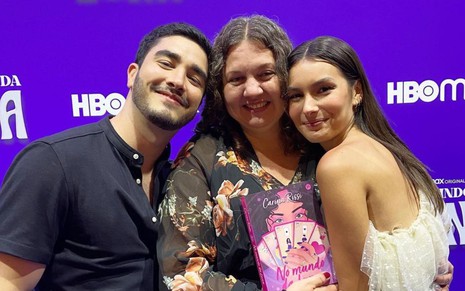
[71,93,125,117]
[387,78,465,104]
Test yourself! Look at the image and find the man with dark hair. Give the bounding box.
[0,22,210,291]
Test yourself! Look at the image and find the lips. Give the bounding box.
[303,118,326,128]
[244,100,269,111]
[153,86,188,108]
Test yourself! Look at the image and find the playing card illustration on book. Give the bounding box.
[241,181,337,291]
[274,222,294,259]
[262,231,284,267]
[257,240,279,269]
[293,220,316,248]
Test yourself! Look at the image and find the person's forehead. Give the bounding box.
[148,35,208,72]
[150,35,205,58]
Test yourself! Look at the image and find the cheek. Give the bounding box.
[223,86,243,111]
[332,99,353,117]
[188,88,204,107]
[265,77,282,95]
[317,97,343,116]
[288,103,302,123]
[274,96,286,111]
[328,91,353,109]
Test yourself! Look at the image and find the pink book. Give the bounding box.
[241,181,337,291]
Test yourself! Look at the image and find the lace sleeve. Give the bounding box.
[360,194,450,291]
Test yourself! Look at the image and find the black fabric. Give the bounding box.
[158,134,320,290]
[0,117,170,291]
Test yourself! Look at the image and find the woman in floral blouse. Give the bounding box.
[157,15,328,291]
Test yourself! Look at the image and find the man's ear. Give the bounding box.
[127,63,139,89]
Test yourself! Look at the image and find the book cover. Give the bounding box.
[241,181,337,291]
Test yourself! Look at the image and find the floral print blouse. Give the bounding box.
[157,134,320,291]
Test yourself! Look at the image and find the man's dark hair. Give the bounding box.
[135,22,211,66]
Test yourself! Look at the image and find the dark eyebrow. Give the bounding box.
[155,49,181,62]
[269,205,304,217]
[292,205,304,213]
[155,49,207,83]
[314,77,334,84]
[288,77,335,92]
[192,64,208,83]
[270,212,283,217]
[225,63,275,76]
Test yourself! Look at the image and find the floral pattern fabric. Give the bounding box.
[157,134,319,291]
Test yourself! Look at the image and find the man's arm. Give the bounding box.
[0,253,45,291]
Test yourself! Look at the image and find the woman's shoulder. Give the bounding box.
[318,143,361,171]
[170,134,226,171]
[188,133,223,155]
[316,140,375,188]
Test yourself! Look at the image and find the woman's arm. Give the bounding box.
[316,150,370,291]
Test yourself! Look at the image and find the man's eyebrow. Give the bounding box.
[155,49,181,62]
[192,64,207,82]
[155,49,207,82]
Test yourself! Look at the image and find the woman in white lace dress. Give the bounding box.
[285,36,451,291]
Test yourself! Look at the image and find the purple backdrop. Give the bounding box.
[1,0,464,288]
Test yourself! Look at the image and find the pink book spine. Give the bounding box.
[240,196,268,291]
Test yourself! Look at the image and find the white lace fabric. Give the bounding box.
[361,192,450,291]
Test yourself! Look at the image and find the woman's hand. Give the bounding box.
[286,272,337,291]
[284,242,321,269]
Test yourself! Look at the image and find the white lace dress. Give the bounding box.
[361,192,450,291]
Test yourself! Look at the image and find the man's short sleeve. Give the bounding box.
[0,141,69,264]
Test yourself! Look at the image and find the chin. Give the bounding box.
[300,133,320,144]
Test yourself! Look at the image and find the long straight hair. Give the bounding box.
[287,36,443,213]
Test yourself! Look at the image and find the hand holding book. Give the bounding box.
[241,181,337,291]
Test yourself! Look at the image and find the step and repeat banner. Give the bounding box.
[1,0,464,288]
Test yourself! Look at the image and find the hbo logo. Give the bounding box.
[72,93,125,117]
[387,78,465,104]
